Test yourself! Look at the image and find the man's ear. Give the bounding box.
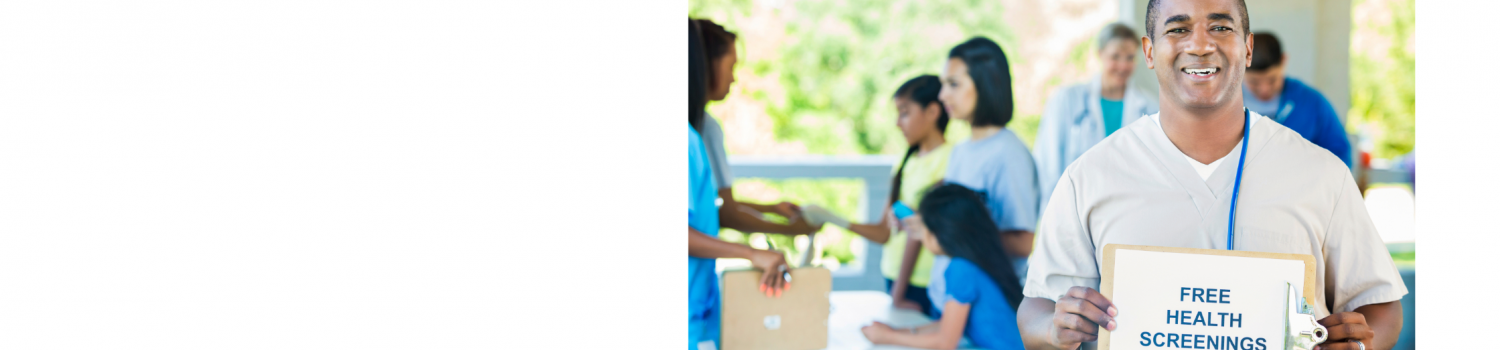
[1142,36,1155,69]
[1279,53,1288,66]
[1245,33,1256,67]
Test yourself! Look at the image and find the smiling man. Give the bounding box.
[1014,0,1407,350]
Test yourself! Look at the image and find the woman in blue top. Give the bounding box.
[686,19,790,350]
[862,183,1026,349]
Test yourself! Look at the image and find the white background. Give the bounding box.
[1419,1,1497,349]
[0,1,676,348]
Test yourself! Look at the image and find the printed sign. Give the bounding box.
[1100,245,1316,350]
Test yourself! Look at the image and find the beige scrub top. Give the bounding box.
[1024,110,1407,318]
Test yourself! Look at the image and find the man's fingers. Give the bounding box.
[1053,312,1099,335]
[1318,312,1372,342]
[1324,323,1374,343]
[1065,286,1118,317]
[1052,328,1097,349]
[1317,340,1368,350]
[1317,312,1365,327]
[1056,296,1113,329]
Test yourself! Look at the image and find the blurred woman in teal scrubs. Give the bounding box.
[1032,23,1159,210]
[686,19,791,350]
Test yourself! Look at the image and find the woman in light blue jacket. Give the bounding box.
[1033,23,1159,210]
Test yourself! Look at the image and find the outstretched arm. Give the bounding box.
[845,205,896,244]
[863,301,971,350]
[688,226,791,295]
[717,188,821,236]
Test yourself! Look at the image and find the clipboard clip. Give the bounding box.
[1285,282,1328,350]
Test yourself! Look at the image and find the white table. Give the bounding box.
[825,291,982,350]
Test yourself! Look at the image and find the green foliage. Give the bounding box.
[694,0,1021,155]
[689,0,753,21]
[1349,0,1415,159]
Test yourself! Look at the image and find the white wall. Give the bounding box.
[1120,0,1351,122]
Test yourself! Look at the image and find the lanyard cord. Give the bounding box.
[1227,109,1250,250]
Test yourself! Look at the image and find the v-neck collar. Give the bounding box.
[1131,110,1271,214]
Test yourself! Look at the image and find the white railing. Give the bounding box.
[1360,167,1411,185]
[730,155,896,291]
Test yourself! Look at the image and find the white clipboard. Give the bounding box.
[1099,244,1321,350]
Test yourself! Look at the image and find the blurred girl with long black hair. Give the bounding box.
[861,183,1026,350]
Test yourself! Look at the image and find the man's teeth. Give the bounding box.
[1184,68,1218,75]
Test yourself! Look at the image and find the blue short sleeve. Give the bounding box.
[687,125,718,233]
[939,257,1026,349]
[944,258,982,305]
[688,124,721,320]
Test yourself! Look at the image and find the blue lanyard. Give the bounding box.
[1227,109,1250,250]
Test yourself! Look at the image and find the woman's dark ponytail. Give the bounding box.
[688,19,708,132]
[889,146,920,205]
[888,75,949,205]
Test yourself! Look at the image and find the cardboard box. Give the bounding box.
[719,267,831,350]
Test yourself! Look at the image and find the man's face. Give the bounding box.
[1144,0,1253,110]
[1243,62,1286,101]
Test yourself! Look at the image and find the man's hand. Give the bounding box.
[1048,286,1118,349]
[748,248,789,297]
[1316,312,1376,350]
[860,321,897,344]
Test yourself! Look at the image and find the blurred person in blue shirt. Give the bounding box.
[687,19,790,350]
[862,184,1026,350]
[1242,32,1353,167]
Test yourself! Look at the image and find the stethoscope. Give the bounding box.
[1226,108,1250,251]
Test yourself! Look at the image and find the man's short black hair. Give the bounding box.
[1145,0,1250,39]
[1248,32,1284,71]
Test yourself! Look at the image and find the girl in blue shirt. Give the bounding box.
[862,183,1026,350]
